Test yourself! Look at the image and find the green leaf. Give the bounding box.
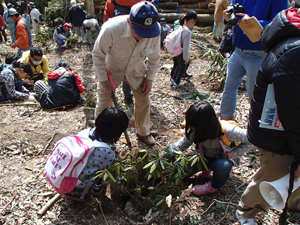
[200,157,208,171]
[150,161,158,174]
[156,199,164,206]
[108,171,116,183]
[148,186,155,190]
[159,160,165,170]
[143,160,155,169]
[191,157,198,167]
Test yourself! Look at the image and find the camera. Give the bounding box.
[227,3,245,25]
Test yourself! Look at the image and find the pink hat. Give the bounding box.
[63,23,72,31]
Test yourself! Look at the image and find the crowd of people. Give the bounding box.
[0,0,299,224]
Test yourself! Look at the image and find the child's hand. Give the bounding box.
[222,151,232,158]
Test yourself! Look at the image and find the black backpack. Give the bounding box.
[111,0,130,17]
[39,73,81,109]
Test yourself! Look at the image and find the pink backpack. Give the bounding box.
[164,26,188,56]
[44,129,109,194]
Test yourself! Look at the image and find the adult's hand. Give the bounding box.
[11,43,16,48]
[142,80,152,95]
[103,83,115,99]
[184,60,189,65]
[23,79,34,85]
[295,164,300,180]
[223,9,231,22]
[236,13,250,25]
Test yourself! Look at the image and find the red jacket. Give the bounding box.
[0,15,5,28]
[14,15,31,49]
[103,0,143,22]
[47,69,85,93]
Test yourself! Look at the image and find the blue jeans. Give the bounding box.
[206,157,232,189]
[8,24,16,43]
[220,48,266,117]
[0,79,23,101]
[186,156,233,189]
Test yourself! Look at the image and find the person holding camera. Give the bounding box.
[236,8,300,225]
[219,0,287,121]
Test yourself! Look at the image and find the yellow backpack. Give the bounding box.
[220,120,241,148]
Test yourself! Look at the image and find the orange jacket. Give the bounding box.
[14,15,31,49]
[103,0,143,22]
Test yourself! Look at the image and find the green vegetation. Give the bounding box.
[95,148,208,209]
[203,49,228,88]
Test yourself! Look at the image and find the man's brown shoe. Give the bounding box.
[138,134,155,146]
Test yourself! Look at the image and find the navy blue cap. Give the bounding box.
[129,1,160,38]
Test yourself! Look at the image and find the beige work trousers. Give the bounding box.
[95,78,150,137]
[32,21,40,34]
[238,149,300,218]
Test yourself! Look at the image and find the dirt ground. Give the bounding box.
[0,27,299,225]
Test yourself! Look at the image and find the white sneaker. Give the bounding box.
[235,209,258,225]
[172,82,184,88]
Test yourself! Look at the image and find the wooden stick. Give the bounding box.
[0,102,38,106]
[93,196,109,225]
[37,193,61,216]
[0,195,15,215]
[36,133,57,156]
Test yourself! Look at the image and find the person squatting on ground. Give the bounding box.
[53,23,72,48]
[28,2,41,34]
[219,0,287,120]
[236,8,300,225]
[61,106,129,201]
[170,101,253,196]
[19,47,50,90]
[83,14,100,45]
[34,60,84,109]
[170,10,197,88]
[0,14,7,43]
[92,1,160,146]
[103,0,144,106]
[213,0,229,42]
[8,8,32,59]
[68,0,86,45]
[0,61,35,102]
[3,3,16,43]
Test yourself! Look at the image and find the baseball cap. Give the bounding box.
[63,23,72,31]
[84,20,92,28]
[129,1,160,38]
[70,0,77,7]
[152,0,159,6]
[7,3,14,8]
[28,2,35,7]
[8,8,18,16]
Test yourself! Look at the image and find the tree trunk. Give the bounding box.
[159,2,178,9]
[158,13,214,23]
[85,0,95,17]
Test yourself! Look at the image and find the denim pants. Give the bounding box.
[188,156,233,189]
[8,24,16,43]
[220,48,266,117]
[0,79,23,101]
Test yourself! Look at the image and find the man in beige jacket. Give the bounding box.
[213,0,229,42]
[92,1,160,146]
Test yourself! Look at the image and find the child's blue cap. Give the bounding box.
[129,1,160,38]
